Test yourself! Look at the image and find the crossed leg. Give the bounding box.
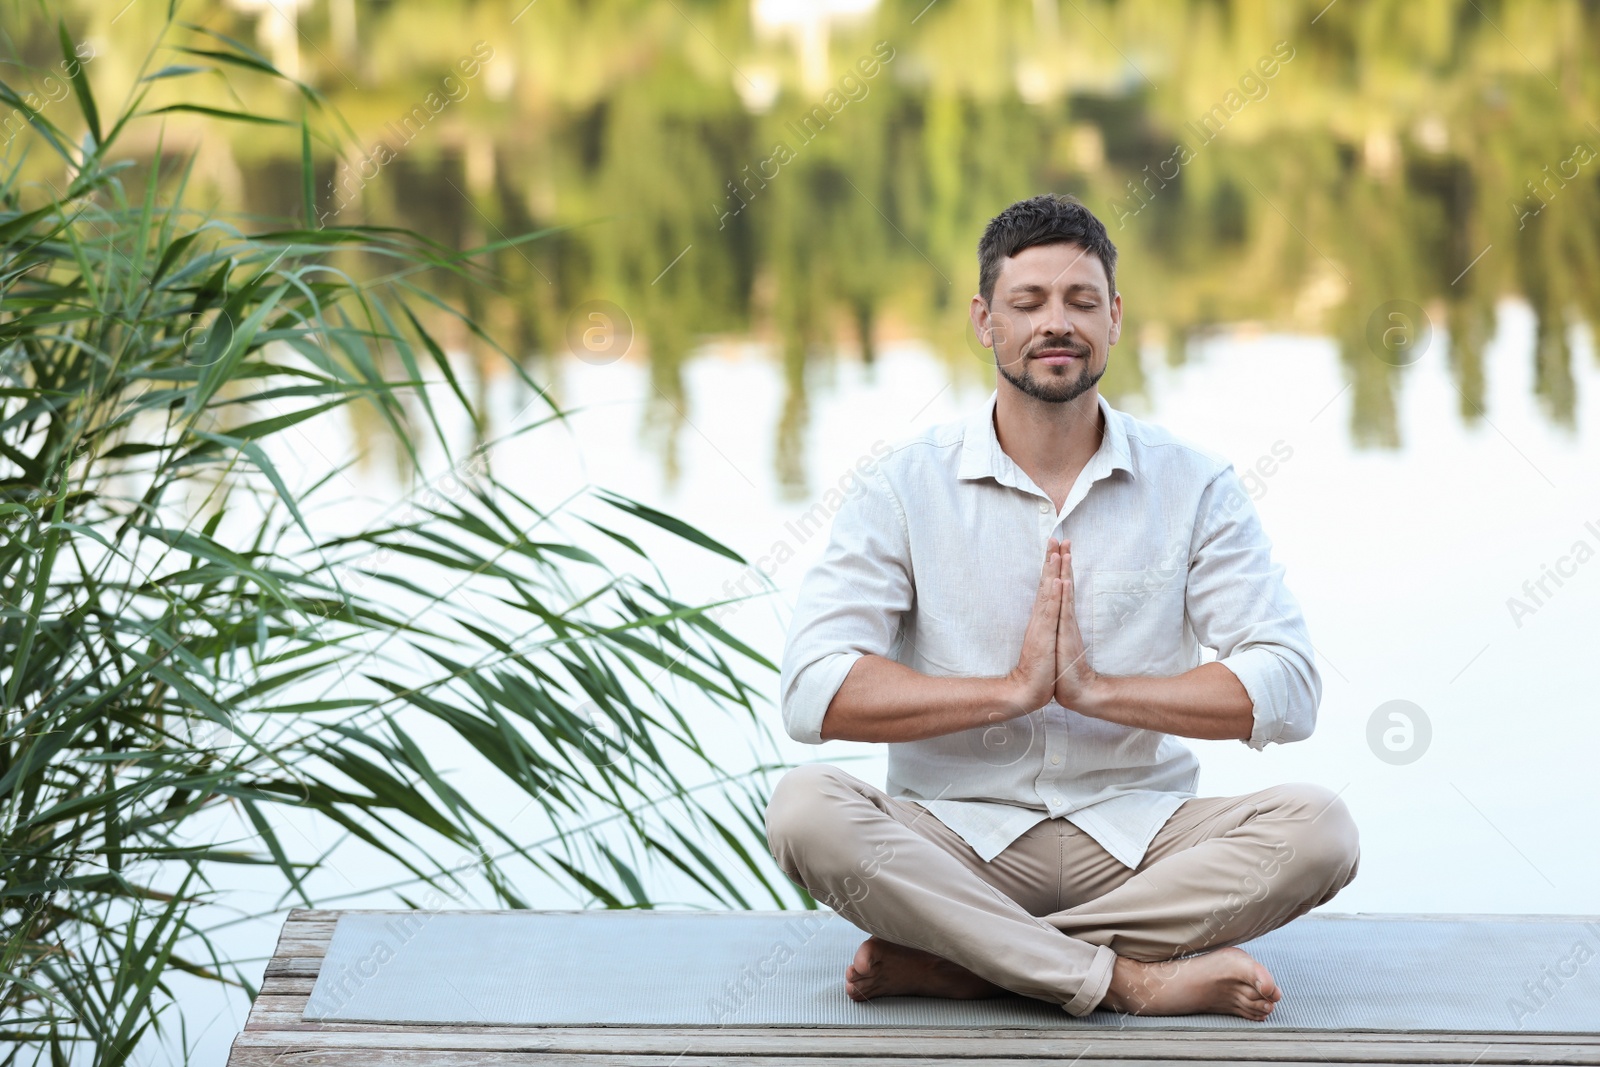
[764,764,1360,1019]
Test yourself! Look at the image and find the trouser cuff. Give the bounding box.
[1063,943,1117,1016]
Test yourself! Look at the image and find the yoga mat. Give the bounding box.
[303,910,1600,1031]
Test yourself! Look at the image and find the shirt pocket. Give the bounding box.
[1090,568,1188,676]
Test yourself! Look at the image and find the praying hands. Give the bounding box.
[1004,537,1102,715]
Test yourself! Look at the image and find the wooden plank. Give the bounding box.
[262,956,326,978]
[231,1024,1600,1046]
[258,976,315,995]
[264,940,330,960]
[240,992,1600,1046]
[226,1054,1574,1067]
[276,925,336,942]
[286,908,346,921]
[225,1025,1600,1061]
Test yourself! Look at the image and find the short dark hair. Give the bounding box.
[977,193,1118,305]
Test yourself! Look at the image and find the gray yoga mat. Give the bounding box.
[304,910,1600,1031]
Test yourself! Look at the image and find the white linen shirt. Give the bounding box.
[778,390,1321,868]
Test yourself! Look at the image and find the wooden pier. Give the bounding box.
[228,909,1600,1066]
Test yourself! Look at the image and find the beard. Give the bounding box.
[996,341,1104,404]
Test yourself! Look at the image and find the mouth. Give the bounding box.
[1030,347,1084,365]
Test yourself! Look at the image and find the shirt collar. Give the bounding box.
[958,389,1136,485]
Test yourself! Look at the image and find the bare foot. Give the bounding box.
[1100,947,1282,1022]
[844,937,1006,1002]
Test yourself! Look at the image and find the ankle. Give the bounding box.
[1101,956,1136,1013]
[1104,955,1171,1014]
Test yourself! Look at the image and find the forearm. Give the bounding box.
[1073,661,1254,741]
[819,654,1036,743]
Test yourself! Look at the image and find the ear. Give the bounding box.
[969,292,993,348]
[1107,291,1123,346]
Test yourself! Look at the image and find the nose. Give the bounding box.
[1036,298,1072,345]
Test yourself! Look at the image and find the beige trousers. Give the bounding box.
[764,763,1361,1016]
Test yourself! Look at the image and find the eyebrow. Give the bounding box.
[1007,282,1104,297]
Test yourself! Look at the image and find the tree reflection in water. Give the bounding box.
[19,0,1595,494]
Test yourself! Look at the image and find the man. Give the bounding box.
[764,193,1359,1021]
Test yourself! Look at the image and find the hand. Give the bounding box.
[1053,539,1102,709]
[1005,538,1064,715]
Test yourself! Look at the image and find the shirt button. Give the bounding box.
[1039,501,1051,514]
[1050,756,1062,765]
[1051,795,1063,805]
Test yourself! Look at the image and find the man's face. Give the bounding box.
[969,241,1121,404]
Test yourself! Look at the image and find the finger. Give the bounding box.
[1049,579,1062,646]
[1037,569,1063,623]
[1055,578,1073,650]
[1050,590,1073,688]
[1054,571,1084,669]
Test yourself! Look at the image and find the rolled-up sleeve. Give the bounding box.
[1185,464,1322,750]
[779,466,914,744]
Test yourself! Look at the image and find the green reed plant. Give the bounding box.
[1,16,792,1065]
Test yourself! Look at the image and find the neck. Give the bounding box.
[992,379,1104,503]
